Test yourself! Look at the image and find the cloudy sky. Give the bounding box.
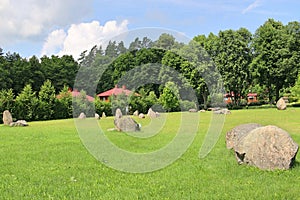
[1,0,299,60]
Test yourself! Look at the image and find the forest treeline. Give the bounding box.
[1,18,300,121]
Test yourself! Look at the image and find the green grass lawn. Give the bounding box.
[0,108,300,199]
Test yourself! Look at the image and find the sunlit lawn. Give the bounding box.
[0,108,300,199]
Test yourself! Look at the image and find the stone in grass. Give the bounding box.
[114,108,140,132]
[102,112,106,118]
[78,112,86,119]
[276,97,287,110]
[133,110,139,116]
[235,125,298,170]
[95,113,100,119]
[188,108,197,112]
[10,120,28,127]
[147,108,159,118]
[226,123,263,150]
[138,113,145,119]
[2,110,13,125]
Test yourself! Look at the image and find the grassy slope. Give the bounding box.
[0,108,300,199]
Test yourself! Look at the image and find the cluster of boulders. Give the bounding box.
[2,110,28,127]
[226,123,298,170]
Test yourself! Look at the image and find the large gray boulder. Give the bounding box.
[276,97,287,110]
[2,110,13,125]
[235,125,298,170]
[114,108,140,132]
[226,123,262,150]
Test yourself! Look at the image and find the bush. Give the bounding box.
[72,90,94,117]
[94,97,112,116]
[180,100,197,111]
[54,86,73,119]
[14,84,39,121]
[0,89,14,123]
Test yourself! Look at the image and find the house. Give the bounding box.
[97,85,139,102]
[247,93,258,103]
[223,92,258,104]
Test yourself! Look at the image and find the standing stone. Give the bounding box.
[78,112,86,119]
[102,112,106,118]
[133,110,139,116]
[235,125,298,170]
[115,108,122,118]
[147,108,159,118]
[2,110,13,125]
[226,123,262,150]
[276,97,287,110]
[114,108,140,132]
[95,113,100,119]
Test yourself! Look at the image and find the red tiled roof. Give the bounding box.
[97,86,139,97]
[71,91,95,101]
[57,90,94,102]
[247,93,257,97]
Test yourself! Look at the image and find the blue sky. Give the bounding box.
[1,0,299,60]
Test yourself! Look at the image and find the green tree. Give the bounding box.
[73,90,94,117]
[290,75,300,102]
[54,85,73,119]
[14,84,39,121]
[213,28,252,104]
[159,81,180,112]
[0,89,14,123]
[251,19,297,102]
[37,80,56,120]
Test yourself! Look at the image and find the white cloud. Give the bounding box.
[242,0,263,14]
[0,0,92,45]
[41,20,129,60]
[41,29,66,56]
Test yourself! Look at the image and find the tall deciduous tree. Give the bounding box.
[251,19,297,102]
[38,80,56,120]
[206,28,252,104]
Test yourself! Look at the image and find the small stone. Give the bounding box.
[95,113,100,119]
[10,120,28,127]
[133,110,139,116]
[147,108,159,118]
[78,112,86,119]
[188,108,197,112]
[276,97,287,110]
[138,113,145,118]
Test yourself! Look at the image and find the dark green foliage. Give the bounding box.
[94,96,112,116]
[37,80,56,120]
[54,85,73,119]
[72,90,94,117]
[159,81,180,112]
[0,89,14,123]
[14,84,39,121]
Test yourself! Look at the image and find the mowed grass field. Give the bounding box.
[0,108,300,199]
